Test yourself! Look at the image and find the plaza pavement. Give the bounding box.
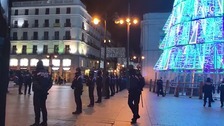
[5,84,224,126]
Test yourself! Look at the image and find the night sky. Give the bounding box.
[81,0,174,56]
[14,0,174,55]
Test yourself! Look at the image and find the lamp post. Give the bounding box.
[92,17,111,74]
[115,15,138,67]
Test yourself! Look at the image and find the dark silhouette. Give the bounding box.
[127,65,144,124]
[24,70,32,95]
[95,70,103,103]
[17,70,24,94]
[31,60,52,126]
[157,77,165,97]
[104,71,110,99]
[86,71,95,107]
[203,78,213,107]
[71,67,83,114]
[218,79,224,107]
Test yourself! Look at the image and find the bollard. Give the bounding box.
[153,80,156,93]
[198,81,203,99]
[174,82,179,97]
[149,79,152,91]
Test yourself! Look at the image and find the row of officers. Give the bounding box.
[71,66,145,124]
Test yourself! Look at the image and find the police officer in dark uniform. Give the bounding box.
[31,60,52,126]
[86,71,95,107]
[71,67,83,114]
[127,65,143,124]
[157,77,165,97]
[218,79,224,107]
[203,78,213,107]
[24,70,32,95]
[95,70,103,103]
[104,71,110,99]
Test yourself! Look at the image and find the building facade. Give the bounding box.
[140,13,170,83]
[10,0,110,82]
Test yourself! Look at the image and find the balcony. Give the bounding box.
[33,24,39,28]
[43,23,49,27]
[21,36,28,40]
[32,36,38,40]
[64,23,71,27]
[53,23,60,27]
[43,36,49,40]
[63,36,71,40]
[52,36,60,40]
[13,25,18,28]
[22,24,29,28]
[12,37,18,40]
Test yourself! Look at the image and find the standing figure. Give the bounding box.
[86,71,95,107]
[218,79,224,107]
[104,71,110,99]
[24,70,32,95]
[157,77,165,97]
[71,67,83,114]
[115,75,120,93]
[203,78,213,107]
[127,65,142,124]
[31,60,52,126]
[17,70,24,94]
[95,70,103,103]
[109,74,115,96]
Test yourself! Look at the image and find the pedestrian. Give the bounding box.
[24,70,32,95]
[104,71,110,99]
[17,70,24,94]
[95,70,103,103]
[218,79,224,107]
[115,74,120,93]
[86,71,95,107]
[30,60,53,126]
[127,65,143,124]
[71,67,83,114]
[157,77,165,97]
[109,74,115,96]
[203,77,213,107]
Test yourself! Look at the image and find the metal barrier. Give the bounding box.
[149,80,222,100]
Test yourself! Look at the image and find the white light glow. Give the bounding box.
[63,67,70,71]
[52,67,59,71]
[18,20,24,27]
[52,59,60,66]
[42,59,49,66]
[30,58,38,66]
[20,58,28,66]
[10,58,18,66]
[63,59,71,66]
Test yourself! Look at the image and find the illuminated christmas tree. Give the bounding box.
[154,0,224,73]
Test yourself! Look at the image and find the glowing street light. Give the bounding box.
[115,17,139,67]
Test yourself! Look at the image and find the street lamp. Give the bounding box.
[115,17,138,67]
[92,17,111,74]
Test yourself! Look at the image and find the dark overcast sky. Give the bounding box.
[81,0,174,55]
[14,0,174,55]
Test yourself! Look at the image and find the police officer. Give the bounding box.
[24,70,32,95]
[71,67,83,114]
[86,71,95,107]
[203,78,213,107]
[127,65,142,124]
[157,77,164,97]
[218,79,224,107]
[31,60,52,126]
[104,71,110,99]
[95,70,103,103]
